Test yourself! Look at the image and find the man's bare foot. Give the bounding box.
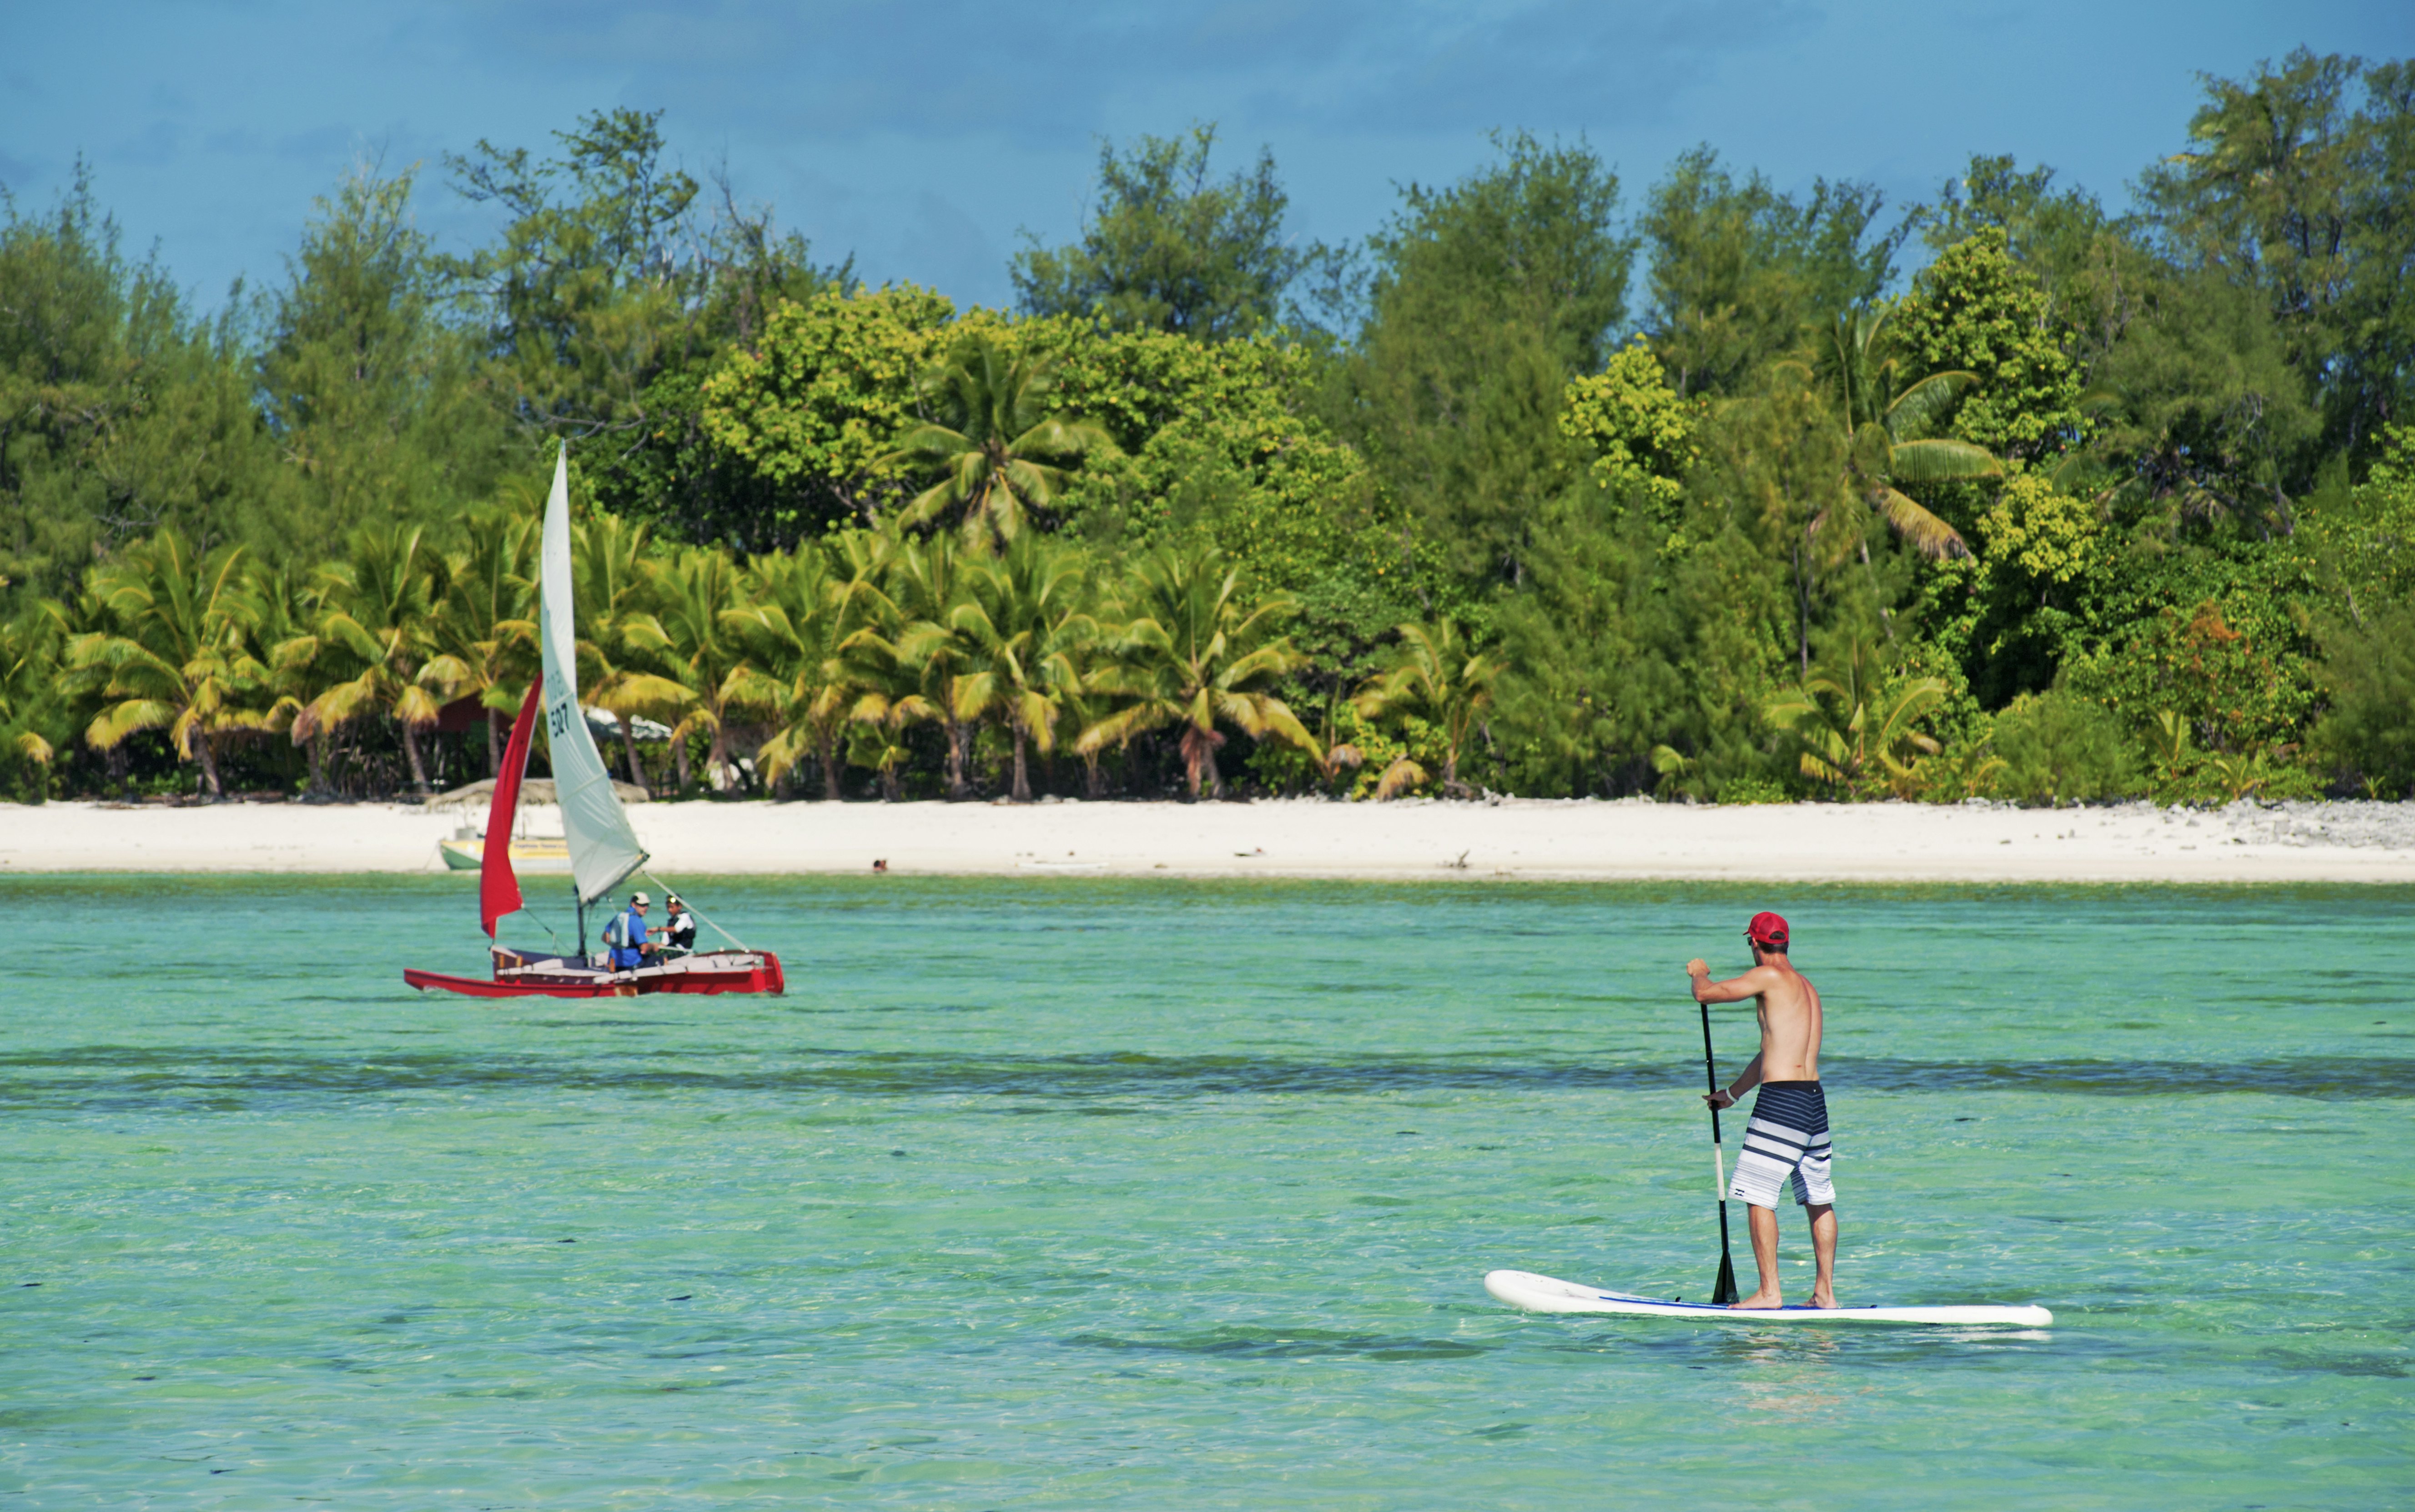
[1727,1290,1785,1310]
[1809,1288,1837,1310]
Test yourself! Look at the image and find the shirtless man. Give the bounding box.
[1687,911,1836,1310]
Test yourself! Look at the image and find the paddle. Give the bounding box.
[1698,996,1741,1306]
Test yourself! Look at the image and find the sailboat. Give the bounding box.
[403,447,785,1000]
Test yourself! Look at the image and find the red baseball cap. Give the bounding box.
[1746,911,1790,947]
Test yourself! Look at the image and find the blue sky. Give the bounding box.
[6,1,2408,316]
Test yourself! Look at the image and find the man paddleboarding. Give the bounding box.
[1688,911,1836,1310]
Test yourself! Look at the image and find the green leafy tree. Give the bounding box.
[1077,543,1317,798]
[1012,125,1303,340]
[1334,132,1636,586]
[881,332,1114,549]
[0,170,278,589]
[2083,263,2315,530]
[1961,471,2108,703]
[1891,229,2085,467]
[443,101,844,549]
[2072,589,2320,764]
[1988,686,2143,805]
[259,162,500,543]
[1027,320,1410,697]
[1490,497,1711,798]
[444,107,704,439]
[2315,599,2415,796]
[699,283,960,533]
[2143,51,2415,464]
[1916,155,2115,326]
[1639,147,1907,398]
[1559,340,1704,520]
[67,530,272,799]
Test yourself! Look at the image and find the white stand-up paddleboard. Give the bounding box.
[1485,1270,2053,1327]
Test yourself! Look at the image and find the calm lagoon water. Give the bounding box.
[2,874,2409,1508]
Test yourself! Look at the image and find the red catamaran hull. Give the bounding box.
[405,950,785,1000]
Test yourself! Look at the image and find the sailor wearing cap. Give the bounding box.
[654,894,697,959]
[609,891,655,971]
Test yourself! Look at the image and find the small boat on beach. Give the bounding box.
[404,447,783,1001]
[438,830,570,872]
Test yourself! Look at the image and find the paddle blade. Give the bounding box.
[1712,1253,1739,1307]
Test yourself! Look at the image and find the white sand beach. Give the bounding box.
[3,795,2412,883]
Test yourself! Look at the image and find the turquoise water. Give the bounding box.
[3,875,2409,1508]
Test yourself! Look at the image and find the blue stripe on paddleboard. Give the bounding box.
[1600,1296,1881,1313]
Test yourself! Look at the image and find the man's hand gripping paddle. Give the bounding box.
[1699,995,1741,1306]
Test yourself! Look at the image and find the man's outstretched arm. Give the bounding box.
[1687,959,1773,1004]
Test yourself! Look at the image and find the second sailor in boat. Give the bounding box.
[656,894,697,960]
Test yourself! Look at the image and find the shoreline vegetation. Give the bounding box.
[2,794,2410,884]
[4,54,2412,815]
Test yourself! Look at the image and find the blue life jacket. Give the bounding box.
[604,907,647,967]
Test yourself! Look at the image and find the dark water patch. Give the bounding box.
[4,1044,2411,1112]
[2261,1349,2410,1379]
[1063,1326,1489,1362]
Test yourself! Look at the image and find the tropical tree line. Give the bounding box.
[3,51,2412,805]
[0,500,1496,804]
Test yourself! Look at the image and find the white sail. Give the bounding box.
[538,445,649,905]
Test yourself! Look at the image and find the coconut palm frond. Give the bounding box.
[1874,488,1972,559]
[1885,370,1979,440]
[1373,756,1429,801]
[1885,437,2002,485]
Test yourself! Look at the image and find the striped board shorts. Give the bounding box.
[1727,1080,1836,1207]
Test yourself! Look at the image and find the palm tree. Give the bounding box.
[247,565,329,794]
[879,332,1115,550]
[1762,634,1947,799]
[1076,543,1318,799]
[833,623,939,804]
[811,529,941,802]
[1354,620,1504,799]
[285,522,463,794]
[0,600,66,786]
[951,533,1094,802]
[858,531,983,798]
[626,543,758,792]
[731,543,856,800]
[572,511,693,792]
[1814,305,2002,560]
[433,503,540,779]
[66,529,273,800]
